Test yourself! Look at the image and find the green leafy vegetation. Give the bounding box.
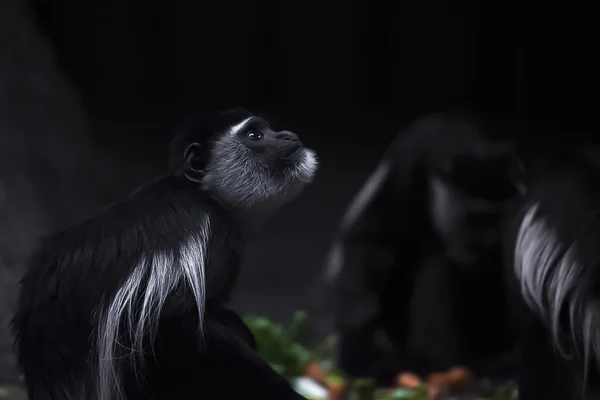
[244,311,314,378]
[244,311,517,400]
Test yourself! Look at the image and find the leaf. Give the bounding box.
[311,333,339,361]
[287,311,309,342]
[350,378,376,400]
[270,363,286,375]
[387,388,422,399]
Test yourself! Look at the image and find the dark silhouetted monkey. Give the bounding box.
[12,109,318,400]
[323,113,523,385]
[505,143,600,400]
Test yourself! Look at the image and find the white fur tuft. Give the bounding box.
[295,148,319,183]
[96,216,211,400]
[322,158,391,282]
[514,203,600,381]
[341,159,392,231]
[323,240,344,282]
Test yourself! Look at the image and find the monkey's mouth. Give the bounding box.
[282,143,303,160]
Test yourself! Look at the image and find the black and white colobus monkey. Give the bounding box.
[505,143,600,400]
[323,113,524,384]
[11,109,318,400]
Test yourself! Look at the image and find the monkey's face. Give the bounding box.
[429,151,523,267]
[180,109,318,210]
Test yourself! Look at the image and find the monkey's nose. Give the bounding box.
[275,131,299,142]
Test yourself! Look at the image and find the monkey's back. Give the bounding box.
[503,144,600,400]
[10,175,223,398]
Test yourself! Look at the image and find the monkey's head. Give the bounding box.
[169,108,318,212]
[429,142,525,268]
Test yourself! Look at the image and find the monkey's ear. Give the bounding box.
[183,143,205,183]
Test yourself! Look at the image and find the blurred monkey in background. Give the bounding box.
[323,113,524,385]
[504,142,600,400]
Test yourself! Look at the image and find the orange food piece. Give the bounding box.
[427,383,449,400]
[304,361,327,382]
[427,367,474,386]
[328,382,345,400]
[427,372,450,386]
[396,372,424,388]
[445,366,475,389]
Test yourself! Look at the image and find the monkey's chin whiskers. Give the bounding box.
[294,148,319,183]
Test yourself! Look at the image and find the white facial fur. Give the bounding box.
[201,118,318,209]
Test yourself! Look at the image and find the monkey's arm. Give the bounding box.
[335,194,419,382]
[206,312,306,399]
[332,131,428,383]
[154,306,305,400]
[209,305,258,349]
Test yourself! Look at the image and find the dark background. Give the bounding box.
[0,0,594,383]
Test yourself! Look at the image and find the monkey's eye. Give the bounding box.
[247,131,263,141]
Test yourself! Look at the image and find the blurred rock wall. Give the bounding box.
[0,0,113,382]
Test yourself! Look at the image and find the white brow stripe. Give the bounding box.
[228,117,253,136]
